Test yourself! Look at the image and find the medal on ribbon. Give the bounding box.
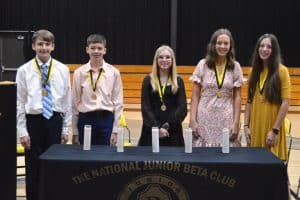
[34,58,53,95]
[216,91,222,98]
[156,76,169,111]
[260,95,265,103]
[91,93,97,100]
[89,68,104,100]
[214,59,227,98]
[42,89,48,96]
[258,67,268,103]
[161,104,167,111]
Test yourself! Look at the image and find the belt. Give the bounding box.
[79,110,113,118]
[26,111,62,118]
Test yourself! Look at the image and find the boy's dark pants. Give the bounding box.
[25,112,63,200]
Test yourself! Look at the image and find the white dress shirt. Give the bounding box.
[16,57,72,137]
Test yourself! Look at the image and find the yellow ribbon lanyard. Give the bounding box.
[259,67,268,94]
[88,68,104,92]
[214,59,227,89]
[156,77,170,103]
[34,58,53,86]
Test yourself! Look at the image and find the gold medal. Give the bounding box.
[42,89,48,96]
[89,69,103,100]
[161,104,167,111]
[216,91,222,98]
[91,93,97,100]
[260,95,265,103]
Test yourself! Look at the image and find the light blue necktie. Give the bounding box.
[41,64,53,119]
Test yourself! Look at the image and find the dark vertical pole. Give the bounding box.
[0,36,3,81]
[170,0,177,52]
[0,83,16,200]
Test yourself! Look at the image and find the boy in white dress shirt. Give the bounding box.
[16,29,72,200]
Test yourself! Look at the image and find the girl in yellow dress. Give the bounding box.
[244,34,291,161]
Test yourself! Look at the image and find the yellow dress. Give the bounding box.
[249,65,291,161]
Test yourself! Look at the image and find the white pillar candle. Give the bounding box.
[152,127,159,153]
[117,127,124,152]
[83,125,91,150]
[185,128,193,153]
[222,128,230,153]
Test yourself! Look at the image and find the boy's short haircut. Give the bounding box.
[32,29,55,43]
[87,34,106,47]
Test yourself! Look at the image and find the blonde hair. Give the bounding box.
[150,45,178,94]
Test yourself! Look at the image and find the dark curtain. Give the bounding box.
[1,0,300,66]
[176,0,300,66]
[0,0,170,64]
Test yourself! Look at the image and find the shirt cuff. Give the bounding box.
[62,126,69,135]
[18,128,29,138]
[112,126,118,134]
[72,127,79,136]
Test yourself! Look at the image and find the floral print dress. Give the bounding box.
[190,59,243,147]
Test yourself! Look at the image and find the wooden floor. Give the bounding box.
[16,110,300,199]
[286,113,300,198]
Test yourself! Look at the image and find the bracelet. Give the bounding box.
[272,128,279,135]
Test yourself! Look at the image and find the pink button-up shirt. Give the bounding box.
[72,61,123,135]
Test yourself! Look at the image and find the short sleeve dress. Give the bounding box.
[249,65,291,161]
[190,59,243,146]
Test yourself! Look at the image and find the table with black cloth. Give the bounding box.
[39,144,289,200]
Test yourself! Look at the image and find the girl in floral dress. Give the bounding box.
[190,28,243,147]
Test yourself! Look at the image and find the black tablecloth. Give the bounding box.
[39,144,289,200]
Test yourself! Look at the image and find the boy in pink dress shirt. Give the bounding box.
[72,34,123,146]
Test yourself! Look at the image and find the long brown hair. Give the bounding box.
[247,33,282,104]
[205,28,236,71]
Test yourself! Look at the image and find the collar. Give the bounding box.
[35,56,52,67]
[86,60,107,73]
